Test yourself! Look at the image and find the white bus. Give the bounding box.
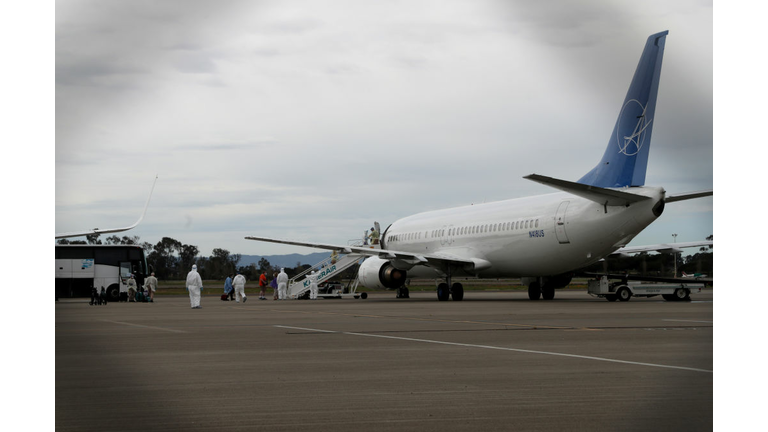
[55,245,150,301]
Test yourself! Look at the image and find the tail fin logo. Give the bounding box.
[617,99,653,156]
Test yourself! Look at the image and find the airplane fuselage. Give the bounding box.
[380,187,665,278]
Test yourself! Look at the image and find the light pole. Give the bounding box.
[672,233,678,278]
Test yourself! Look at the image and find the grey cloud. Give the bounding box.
[252,48,282,57]
[256,19,323,35]
[172,139,278,152]
[56,58,150,88]
[172,53,218,74]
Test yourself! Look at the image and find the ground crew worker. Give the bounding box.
[368,227,380,245]
[277,268,289,300]
[186,264,204,309]
[127,274,138,302]
[233,271,247,303]
[309,271,319,300]
[144,272,158,302]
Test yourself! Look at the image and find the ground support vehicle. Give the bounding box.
[588,276,703,302]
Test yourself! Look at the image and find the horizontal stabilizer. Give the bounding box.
[665,190,713,203]
[524,174,650,206]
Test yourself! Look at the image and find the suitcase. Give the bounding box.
[221,294,229,301]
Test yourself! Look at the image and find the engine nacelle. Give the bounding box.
[358,256,407,290]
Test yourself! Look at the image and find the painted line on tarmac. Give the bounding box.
[271,309,569,330]
[662,319,713,324]
[275,325,712,374]
[103,320,187,333]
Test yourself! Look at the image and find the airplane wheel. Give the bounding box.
[528,283,541,300]
[542,286,555,300]
[674,288,690,301]
[437,283,450,301]
[616,287,632,302]
[451,283,464,301]
[360,292,368,299]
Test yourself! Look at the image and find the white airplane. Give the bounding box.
[55,175,158,239]
[246,31,713,301]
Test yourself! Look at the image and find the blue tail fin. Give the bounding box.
[578,31,668,188]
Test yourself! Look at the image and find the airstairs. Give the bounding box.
[286,251,367,299]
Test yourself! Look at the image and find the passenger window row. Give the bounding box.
[387,219,540,243]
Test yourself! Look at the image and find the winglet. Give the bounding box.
[55,175,158,239]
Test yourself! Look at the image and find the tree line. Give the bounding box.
[583,235,713,277]
[56,234,325,281]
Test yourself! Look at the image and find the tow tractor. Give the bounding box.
[587,275,704,302]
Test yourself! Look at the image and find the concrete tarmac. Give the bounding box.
[56,290,713,431]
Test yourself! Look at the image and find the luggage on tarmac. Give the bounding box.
[221,294,229,301]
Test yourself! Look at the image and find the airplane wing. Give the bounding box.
[244,236,481,269]
[55,175,158,239]
[611,240,712,255]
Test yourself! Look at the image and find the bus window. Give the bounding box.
[120,262,132,278]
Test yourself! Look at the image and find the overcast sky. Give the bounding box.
[54,0,713,257]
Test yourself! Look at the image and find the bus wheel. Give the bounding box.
[106,284,120,302]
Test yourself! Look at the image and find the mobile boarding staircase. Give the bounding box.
[286,250,368,299]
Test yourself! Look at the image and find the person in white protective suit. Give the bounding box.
[186,264,204,309]
[309,271,318,300]
[233,270,247,303]
[277,268,289,300]
[127,274,138,302]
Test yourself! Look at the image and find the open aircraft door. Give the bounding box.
[555,201,570,244]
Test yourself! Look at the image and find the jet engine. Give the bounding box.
[358,256,407,290]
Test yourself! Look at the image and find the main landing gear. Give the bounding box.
[437,273,464,301]
[527,280,556,301]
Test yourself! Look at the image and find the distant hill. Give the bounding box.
[236,252,331,269]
